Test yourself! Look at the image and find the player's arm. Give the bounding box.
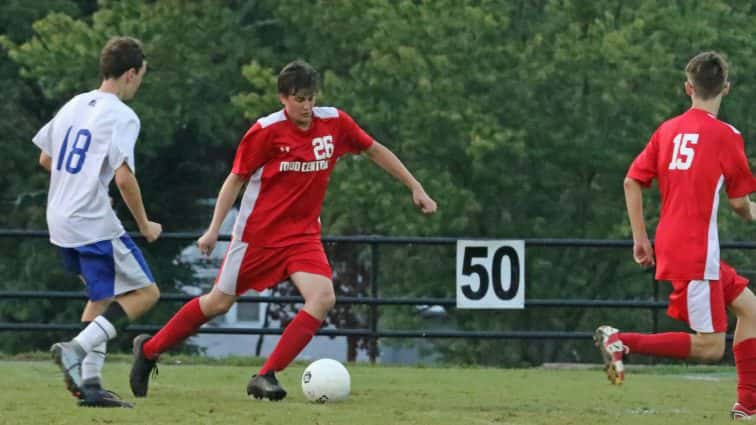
[363,141,437,214]
[721,132,756,222]
[114,164,162,242]
[197,172,247,255]
[623,177,655,266]
[33,120,54,172]
[728,195,756,222]
[39,152,52,172]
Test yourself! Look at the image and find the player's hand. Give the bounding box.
[197,230,219,257]
[139,221,162,243]
[632,238,655,267]
[412,187,437,215]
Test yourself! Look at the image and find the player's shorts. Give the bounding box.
[666,261,749,333]
[215,239,332,296]
[59,234,155,302]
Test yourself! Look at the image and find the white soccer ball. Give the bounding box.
[301,358,351,403]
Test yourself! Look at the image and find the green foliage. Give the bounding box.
[1,0,756,364]
[0,0,274,353]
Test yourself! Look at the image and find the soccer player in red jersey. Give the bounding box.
[129,59,437,400]
[594,51,756,419]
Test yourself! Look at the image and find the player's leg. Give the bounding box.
[731,289,756,419]
[595,278,728,384]
[260,271,334,374]
[258,243,335,375]
[129,286,236,397]
[50,243,116,397]
[130,238,246,397]
[248,271,334,401]
[79,300,110,394]
[72,286,159,357]
[139,286,236,359]
[51,236,156,407]
[75,305,132,409]
[725,271,756,419]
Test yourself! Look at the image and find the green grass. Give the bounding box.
[0,359,739,425]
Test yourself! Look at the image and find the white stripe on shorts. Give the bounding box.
[687,280,714,333]
[216,239,249,295]
[112,237,153,296]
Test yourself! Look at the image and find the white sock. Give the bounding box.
[73,316,116,352]
[81,341,106,383]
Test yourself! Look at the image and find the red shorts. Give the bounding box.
[666,261,749,333]
[215,239,332,296]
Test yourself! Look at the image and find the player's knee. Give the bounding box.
[199,290,236,317]
[206,297,235,316]
[325,291,336,311]
[700,340,726,362]
[131,284,160,305]
[320,288,336,311]
[310,287,335,311]
[736,307,756,324]
[209,301,231,316]
[145,283,160,301]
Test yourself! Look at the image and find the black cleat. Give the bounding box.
[78,381,133,408]
[247,371,287,401]
[129,334,158,397]
[50,341,85,398]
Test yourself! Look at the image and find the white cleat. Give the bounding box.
[593,325,626,385]
[51,341,85,397]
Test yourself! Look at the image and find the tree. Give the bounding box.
[0,0,274,353]
[234,0,756,364]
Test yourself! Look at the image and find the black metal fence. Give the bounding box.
[2,230,755,362]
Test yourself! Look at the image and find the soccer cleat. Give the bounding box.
[129,334,158,397]
[731,402,756,420]
[50,341,86,397]
[247,371,287,401]
[78,381,134,408]
[594,325,626,385]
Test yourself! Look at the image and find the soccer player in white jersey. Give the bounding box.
[34,37,162,408]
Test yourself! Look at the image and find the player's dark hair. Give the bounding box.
[100,36,145,79]
[685,51,728,100]
[278,59,319,95]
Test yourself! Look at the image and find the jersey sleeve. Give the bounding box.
[626,130,659,188]
[32,120,54,156]
[108,117,140,172]
[337,110,374,156]
[232,122,271,178]
[721,132,756,198]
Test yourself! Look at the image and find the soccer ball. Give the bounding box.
[301,358,350,403]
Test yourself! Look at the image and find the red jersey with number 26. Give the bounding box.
[230,107,374,247]
[627,108,755,281]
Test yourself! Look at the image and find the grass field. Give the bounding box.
[0,356,740,425]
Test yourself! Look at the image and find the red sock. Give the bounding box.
[618,332,691,359]
[734,339,756,409]
[259,310,322,375]
[142,297,208,360]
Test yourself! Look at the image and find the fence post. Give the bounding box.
[368,242,379,363]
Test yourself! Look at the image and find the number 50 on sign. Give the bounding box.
[456,240,525,309]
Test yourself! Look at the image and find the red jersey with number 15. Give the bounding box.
[627,108,756,281]
[230,107,374,247]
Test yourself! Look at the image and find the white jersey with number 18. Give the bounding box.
[32,90,140,248]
